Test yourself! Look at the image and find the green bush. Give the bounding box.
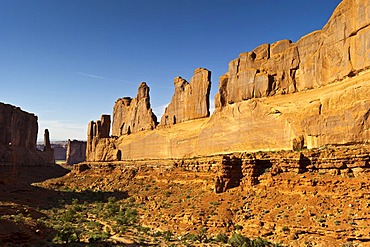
[215,232,228,243]
[228,233,251,247]
[228,233,271,247]
[163,230,173,241]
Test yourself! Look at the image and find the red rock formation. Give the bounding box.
[0,103,54,165]
[86,115,110,163]
[160,68,211,126]
[85,0,370,162]
[112,82,157,136]
[215,0,370,108]
[66,139,86,165]
[0,103,38,149]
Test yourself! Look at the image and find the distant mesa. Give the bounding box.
[66,139,86,165]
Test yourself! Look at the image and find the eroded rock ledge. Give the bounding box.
[76,143,370,193]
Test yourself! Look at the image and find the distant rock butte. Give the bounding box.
[160,68,211,126]
[0,103,54,165]
[86,0,370,162]
[66,139,86,165]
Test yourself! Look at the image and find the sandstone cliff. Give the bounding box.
[112,82,157,136]
[86,115,112,162]
[86,0,370,162]
[160,68,211,126]
[215,0,370,108]
[0,103,38,149]
[66,139,86,165]
[0,103,54,165]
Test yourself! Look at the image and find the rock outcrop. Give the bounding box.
[160,68,211,126]
[112,82,157,136]
[0,103,54,165]
[87,115,118,162]
[215,0,370,108]
[0,103,38,149]
[85,0,370,163]
[66,140,86,165]
[43,129,51,151]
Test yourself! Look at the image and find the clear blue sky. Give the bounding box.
[0,0,341,141]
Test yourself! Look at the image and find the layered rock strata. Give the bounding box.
[112,82,157,136]
[215,0,370,108]
[66,139,86,165]
[87,69,370,161]
[76,143,370,193]
[86,0,370,163]
[160,68,211,126]
[0,103,54,165]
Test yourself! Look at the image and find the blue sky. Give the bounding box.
[0,0,341,141]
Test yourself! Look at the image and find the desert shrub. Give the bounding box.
[235,224,243,230]
[228,234,272,247]
[215,232,228,243]
[163,230,173,241]
[252,237,270,247]
[228,233,251,247]
[53,223,80,244]
[87,230,110,243]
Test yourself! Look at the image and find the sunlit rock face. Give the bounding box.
[86,0,370,162]
[112,82,157,136]
[160,68,211,126]
[215,0,370,109]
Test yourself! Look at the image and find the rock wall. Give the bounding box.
[88,70,369,161]
[0,103,54,165]
[85,0,370,163]
[0,103,38,149]
[66,139,86,165]
[215,0,370,108]
[112,82,157,136]
[160,68,211,126]
[86,115,115,162]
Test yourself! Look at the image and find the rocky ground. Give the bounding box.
[1,147,370,246]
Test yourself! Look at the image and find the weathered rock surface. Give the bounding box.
[0,103,38,149]
[160,68,211,126]
[0,103,54,165]
[88,60,370,162]
[86,0,370,162]
[215,0,370,108]
[87,115,118,162]
[112,82,157,136]
[66,139,86,165]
